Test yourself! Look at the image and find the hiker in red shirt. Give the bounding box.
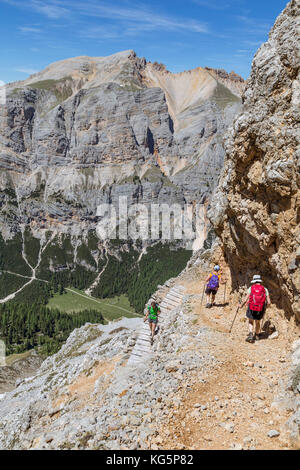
[240,275,271,343]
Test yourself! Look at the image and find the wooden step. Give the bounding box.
[133,346,151,355]
[163,300,181,309]
[163,297,180,307]
[166,293,183,302]
[160,302,178,310]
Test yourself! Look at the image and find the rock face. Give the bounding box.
[210,0,300,320]
[0,351,43,393]
[273,338,300,447]
[0,50,243,247]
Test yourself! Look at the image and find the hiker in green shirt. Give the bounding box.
[144,301,161,345]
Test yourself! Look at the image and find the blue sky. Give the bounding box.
[0,0,289,83]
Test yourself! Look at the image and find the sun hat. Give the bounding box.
[251,275,262,284]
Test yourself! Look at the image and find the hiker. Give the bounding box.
[240,275,271,343]
[205,265,224,308]
[144,301,161,345]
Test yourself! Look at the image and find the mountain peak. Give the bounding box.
[7,50,138,88]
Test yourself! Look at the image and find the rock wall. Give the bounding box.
[274,338,300,448]
[210,0,300,320]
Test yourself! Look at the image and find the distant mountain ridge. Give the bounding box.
[1,50,243,245]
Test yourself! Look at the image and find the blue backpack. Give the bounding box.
[208,274,219,290]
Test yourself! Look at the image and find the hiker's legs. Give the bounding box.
[255,320,261,339]
[206,288,216,307]
[246,307,256,342]
[245,319,255,342]
[151,322,156,338]
[248,319,254,334]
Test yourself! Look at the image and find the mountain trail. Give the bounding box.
[85,248,109,296]
[158,267,299,450]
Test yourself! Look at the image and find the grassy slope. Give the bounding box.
[47,288,140,321]
[212,82,240,110]
[28,77,74,104]
[5,350,32,367]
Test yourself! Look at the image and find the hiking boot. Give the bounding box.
[206,303,211,308]
[151,337,154,346]
[246,333,255,343]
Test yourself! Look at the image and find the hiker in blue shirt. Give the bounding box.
[205,265,225,308]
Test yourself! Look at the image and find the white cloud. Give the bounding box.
[14,67,39,75]
[30,0,69,19]
[1,0,69,18]
[75,1,209,36]
[236,15,272,34]
[3,0,209,35]
[18,26,42,33]
[191,0,232,10]
[4,0,208,33]
[80,25,121,40]
[0,0,213,51]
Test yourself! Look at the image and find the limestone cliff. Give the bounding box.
[0,51,243,248]
[210,0,300,321]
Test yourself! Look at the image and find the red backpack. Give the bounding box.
[249,284,266,312]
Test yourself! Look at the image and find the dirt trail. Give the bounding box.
[85,248,109,296]
[159,269,299,450]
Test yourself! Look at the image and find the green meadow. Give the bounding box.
[47,288,141,322]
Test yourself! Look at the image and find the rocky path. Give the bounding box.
[128,286,185,365]
[159,273,299,450]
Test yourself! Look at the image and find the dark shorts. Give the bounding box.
[246,305,266,321]
[206,288,218,295]
[148,318,158,324]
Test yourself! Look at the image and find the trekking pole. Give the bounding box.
[229,305,240,334]
[201,284,206,305]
